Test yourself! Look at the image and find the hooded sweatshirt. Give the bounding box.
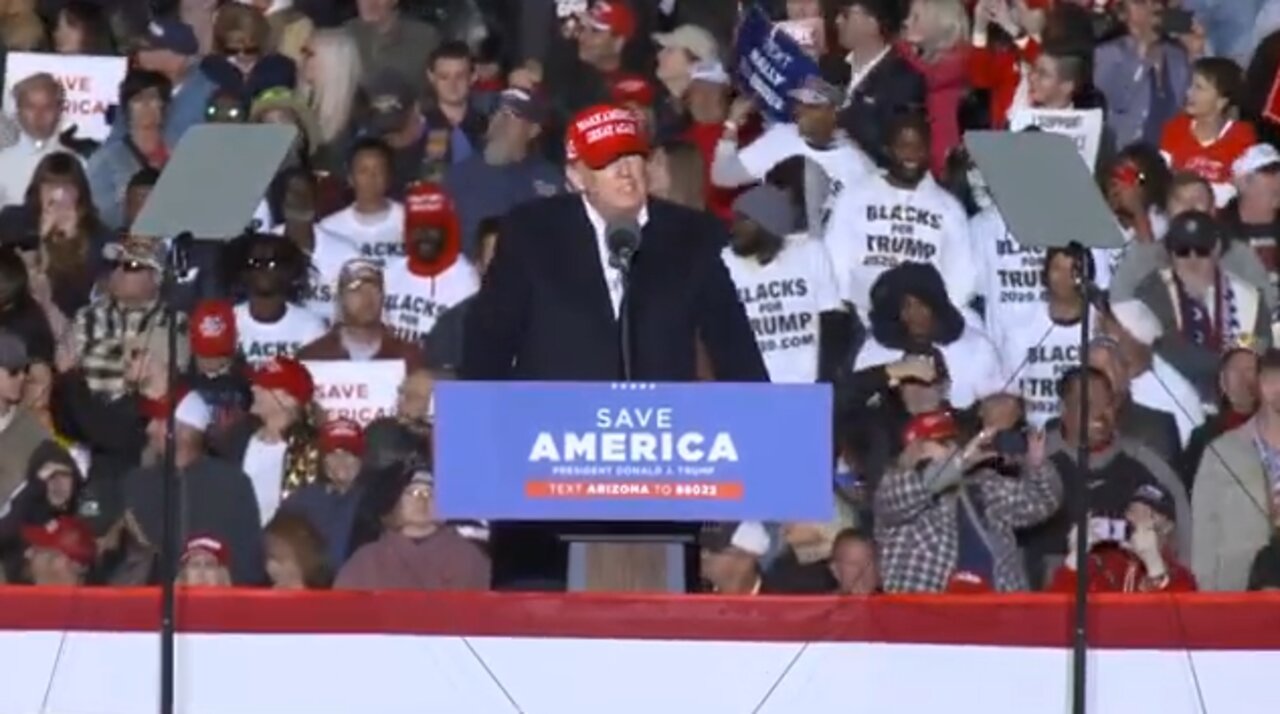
[381,184,479,343]
[0,440,84,580]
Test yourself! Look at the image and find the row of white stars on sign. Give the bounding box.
[609,383,658,390]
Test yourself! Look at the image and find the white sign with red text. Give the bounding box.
[303,359,403,425]
[2,52,126,141]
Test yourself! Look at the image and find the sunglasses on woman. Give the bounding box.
[111,259,151,272]
[247,256,282,271]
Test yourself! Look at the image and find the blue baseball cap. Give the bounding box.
[139,19,199,56]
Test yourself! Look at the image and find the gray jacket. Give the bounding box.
[1192,422,1275,591]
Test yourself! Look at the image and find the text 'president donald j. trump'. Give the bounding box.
[460,103,768,589]
[461,103,767,383]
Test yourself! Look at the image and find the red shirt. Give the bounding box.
[969,37,1041,129]
[1047,546,1198,594]
[1160,115,1257,186]
[683,121,756,224]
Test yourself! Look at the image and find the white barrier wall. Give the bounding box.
[0,589,1277,714]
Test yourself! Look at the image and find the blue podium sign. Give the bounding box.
[434,382,833,522]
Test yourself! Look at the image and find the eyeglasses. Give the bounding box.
[247,257,282,270]
[1171,246,1213,258]
[405,483,433,499]
[111,260,151,272]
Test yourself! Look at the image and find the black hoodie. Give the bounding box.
[0,441,84,581]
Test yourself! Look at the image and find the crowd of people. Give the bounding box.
[1,0,1280,596]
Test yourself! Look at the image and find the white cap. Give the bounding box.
[1110,300,1164,347]
[730,521,771,557]
[1233,144,1280,180]
[652,24,719,63]
[689,60,730,86]
[175,391,212,431]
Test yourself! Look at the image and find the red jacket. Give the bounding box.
[899,41,971,177]
[969,37,1042,128]
[1048,546,1198,593]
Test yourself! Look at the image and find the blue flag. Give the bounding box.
[734,6,824,123]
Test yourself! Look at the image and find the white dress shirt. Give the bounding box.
[581,196,650,318]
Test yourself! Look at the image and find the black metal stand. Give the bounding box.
[1068,241,1093,714]
[158,233,191,714]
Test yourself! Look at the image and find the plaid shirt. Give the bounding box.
[73,298,186,398]
[874,458,1063,593]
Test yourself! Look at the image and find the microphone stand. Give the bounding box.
[158,232,191,714]
[1067,241,1093,714]
[617,260,634,381]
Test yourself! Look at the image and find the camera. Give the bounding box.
[1089,517,1131,545]
[992,428,1028,457]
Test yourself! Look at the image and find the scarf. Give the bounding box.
[1173,268,1237,351]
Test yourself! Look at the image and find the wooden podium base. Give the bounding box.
[565,536,689,592]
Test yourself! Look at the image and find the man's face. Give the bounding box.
[1045,252,1078,301]
[571,154,648,219]
[786,0,821,19]
[1221,351,1260,413]
[794,102,837,143]
[410,225,447,262]
[0,366,28,405]
[429,57,472,107]
[1258,368,1280,414]
[1061,376,1115,449]
[656,46,694,84]
[350,149,390,204]
[484,109,535,165]
[357,0,397,24]
[340,280,384,326]
[829,538,878,595]
[729,217,765,255]
[1028,56,1071,108]
[395,481,435,529]
[17,87,62,140]
[323,450,361,488]
[128,87,166,130]
[43,467,76,509]
[837,6,879,50]
[1186,71,1225,119]
[578,26,620,67]
[27,547,81,586]
[246,242,287,296]
[1122,0,1160,34]
[1167,182,1214,217]
[899,294,935,341]
[887,126,929,185]
[1239,171,1280,212]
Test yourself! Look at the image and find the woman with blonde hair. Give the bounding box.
[901,0,971,176]
[235,0,313,66]
[297,29,362,173]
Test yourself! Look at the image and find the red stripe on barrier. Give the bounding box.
[2,589,1280,649]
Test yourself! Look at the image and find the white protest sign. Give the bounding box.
[2,52,127,141]
[303,359,405,425]
[556,0,588,18]
[1008,108,1104,171]
[777,19,824,56]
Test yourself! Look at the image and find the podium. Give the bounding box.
[433,381,832,593]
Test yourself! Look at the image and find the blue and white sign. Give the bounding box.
[434,381,833,521]
[734,6,823,122]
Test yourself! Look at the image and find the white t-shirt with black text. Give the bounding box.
[737,123,874,236]
[302,227,361,326]
[316,202,406,261]
[823,172,974,316]
[381,258,480,343]
[970,206,1113,356]
[722,235,843,383]
[234,302,326,364]
[854,325,1004,409]
[996,308,1090,426]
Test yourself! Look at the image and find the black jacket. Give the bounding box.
[829,49,927,167]
[462,195,767,382]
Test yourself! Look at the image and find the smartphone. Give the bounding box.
[1161,8,1194,35]
[1089,517,1130,545]
[993,428,1028,457]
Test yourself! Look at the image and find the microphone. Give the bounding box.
[606,220,641,273]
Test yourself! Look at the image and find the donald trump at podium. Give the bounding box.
[462,103,767,589]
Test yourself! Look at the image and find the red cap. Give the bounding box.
[22,516,96,567]
[320,417,365,456]
[610,74,654,107]
[565,104,649,170]
[945,570,994,594]
[404,182,457,231]
[582,0,636,38]
[190,300,237,358]
[182,534,229,567]
[902,411,958,446]
[251,356,315,405]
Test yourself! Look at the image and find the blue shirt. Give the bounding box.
[444,154,566,257]
[280,481,364,569]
